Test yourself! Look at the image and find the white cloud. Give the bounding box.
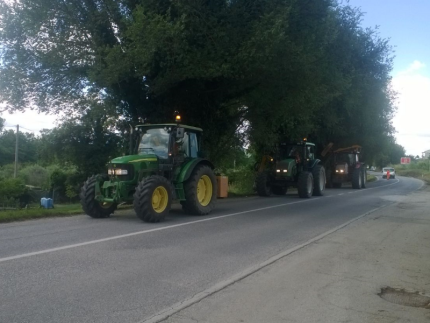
[392,60,430,156]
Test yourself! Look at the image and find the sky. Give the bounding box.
[1,0,430,156]
[347,0,430,156]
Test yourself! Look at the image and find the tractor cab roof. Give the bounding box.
[136,123,203,132]
[280,141,315,147]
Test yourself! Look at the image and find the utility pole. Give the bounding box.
[14,124,19,178]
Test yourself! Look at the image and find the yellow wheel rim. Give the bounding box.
[152,186,168,213]
[197,175,213,207]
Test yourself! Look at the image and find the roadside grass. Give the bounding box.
[0,203,133,223]
[367,174,377,182]
[0,204,84,223]
[393,162,430,185]
[395,169,430,185]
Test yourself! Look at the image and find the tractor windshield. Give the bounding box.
[138,128,169,159]
[279,145,301,160]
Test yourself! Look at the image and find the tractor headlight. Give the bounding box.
[108,168,128,175]
[114,169,128,175]
[276,169,281,173]
[283,169,288,173]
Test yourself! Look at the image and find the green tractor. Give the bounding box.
[80,118,217,223]
[255,140,326,198]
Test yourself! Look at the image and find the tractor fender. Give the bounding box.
[308,159,322,170]
[176,158,215,183]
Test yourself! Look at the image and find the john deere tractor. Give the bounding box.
[80,118,217,223]
[255,140,326,198]
[322,144,366,189]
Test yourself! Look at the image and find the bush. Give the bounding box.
[0,178,28,206]
[19,165,50,188]
[225,167,256,196]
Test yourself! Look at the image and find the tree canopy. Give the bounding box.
[0,0,400,167]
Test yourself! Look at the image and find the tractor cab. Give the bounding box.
[279,140,317,169]
[135,123,202,164]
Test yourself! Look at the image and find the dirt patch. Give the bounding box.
[379,287,430,309]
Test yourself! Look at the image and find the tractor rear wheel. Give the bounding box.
[312,165,326,196]
[298,171,314,198]
[352,167,362,189]
[256,172,272,197]
[80,175,117,218]
[182,165,217,215]
[134,175,172,222]
[272,185,287,195]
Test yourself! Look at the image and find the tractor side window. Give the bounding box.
[307,146,315,160]
[189,133,199,158]
[176,132,190,157]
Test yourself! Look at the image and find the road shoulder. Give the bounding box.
[162,186,430,323]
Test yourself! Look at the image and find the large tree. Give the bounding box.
[0,0,397,165]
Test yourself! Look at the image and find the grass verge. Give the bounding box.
[0,203,134,223]
[0,204,84,223]
[395,169,430,185]
[367,174,377,182]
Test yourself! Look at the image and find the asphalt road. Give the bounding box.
[0,174,423,323]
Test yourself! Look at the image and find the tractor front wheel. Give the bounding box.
[298,171,314,198]
[134,175,172,222]
[312,165,326,196]
[352,167,363,189]
[182,165,217,215]
[80,175,117,218]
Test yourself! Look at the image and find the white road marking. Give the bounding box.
[0,178,405,264]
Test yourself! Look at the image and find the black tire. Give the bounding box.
[312,165,326,196]
[332,182,342,188]
[352,167,362,189]
[80,175,117,218]
[392,175,395,179]
[133,175,172,222]
[272,185,287,195]
[256,172,272,197]
[361,168,367,188]
[298,171,314,198]
[182,165,217,215]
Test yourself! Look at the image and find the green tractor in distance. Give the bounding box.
[80,117,217,223]
[255,140,326,198]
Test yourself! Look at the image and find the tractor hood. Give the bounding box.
[110,154,158,164]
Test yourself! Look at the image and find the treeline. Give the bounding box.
[0,0,404,175]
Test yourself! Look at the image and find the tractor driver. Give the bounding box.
[289,147,301,164]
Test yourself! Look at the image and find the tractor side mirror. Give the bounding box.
[176,127,184,139]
